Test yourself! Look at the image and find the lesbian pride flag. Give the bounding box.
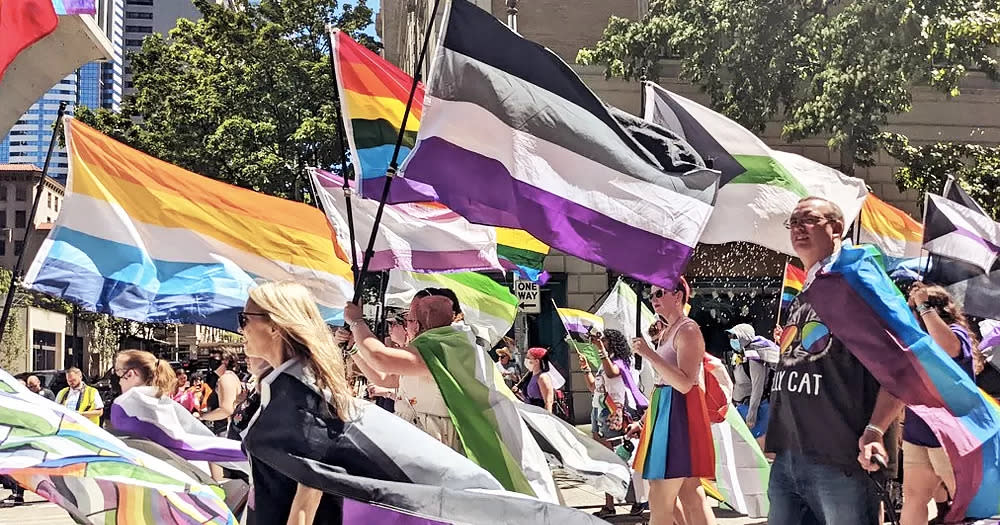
[26,118,354,331]
[805,245,1000,520]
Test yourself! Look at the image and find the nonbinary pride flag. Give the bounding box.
[556,308,605,372]
[805,245,1000,520]
[26,118,354,331]
[400,0,719,289]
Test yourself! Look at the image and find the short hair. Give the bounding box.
[415,287,462,315]
[66,367,82,377]
[413,296,455,330]
[797,196,845,224]
[211,347,239,369]
[26,375,40,386]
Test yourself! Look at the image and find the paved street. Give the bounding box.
[0,481,767,525]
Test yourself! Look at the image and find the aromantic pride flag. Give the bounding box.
[25,118,354,331]
[0,0,58,81]
[386,270,517,346]
[331,29,551,282]
[409,326,560,502]
[781,263,806,310]
[805,244,1000,520]
[643,82,868,256]
[0,369,236,524]
[400,0,718,289]
[311,168,502,273]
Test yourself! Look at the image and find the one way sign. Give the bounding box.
[514,279,540,314]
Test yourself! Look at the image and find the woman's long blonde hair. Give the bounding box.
[248,281,351,420]
[116,349,177,398]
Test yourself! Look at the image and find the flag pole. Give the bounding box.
[352,0,442,304]
[0,102,67,342]
[326,29,360,280]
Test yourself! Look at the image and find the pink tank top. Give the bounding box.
[654,317,701,387]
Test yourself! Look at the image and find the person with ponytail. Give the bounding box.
[110,350,248,481]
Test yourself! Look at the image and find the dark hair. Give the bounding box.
[416,287,462,315]
[911,282,984,374]
[602,329,632,366]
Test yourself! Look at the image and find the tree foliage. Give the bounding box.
[578,0,1000,173]
[77,0,376,200]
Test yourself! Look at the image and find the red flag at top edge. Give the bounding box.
[0,0,59,81]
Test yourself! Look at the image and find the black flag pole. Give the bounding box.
[0,102,68,342]
[326,29,360,280]
[351,0,443,305]
[632,278,645,370]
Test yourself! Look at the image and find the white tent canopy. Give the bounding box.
[0,15,114,137]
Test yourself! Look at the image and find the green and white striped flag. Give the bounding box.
[643,82,868,256]
[386,271,517,345]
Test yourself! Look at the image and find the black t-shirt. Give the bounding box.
[765,298,881,468]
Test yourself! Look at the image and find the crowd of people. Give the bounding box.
[3,196,998,525]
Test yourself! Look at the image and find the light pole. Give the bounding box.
[506,0,518,31]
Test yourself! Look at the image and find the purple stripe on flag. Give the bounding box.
[343,498,449,524]
[404,137,693,288]
[369,249,498,273]
[563,322,592,335]
[109,405,247,463]
[953,226,1000,253]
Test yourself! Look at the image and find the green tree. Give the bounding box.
[77,0,376,201]
[0,268,28,372]
[578,0,1000,175]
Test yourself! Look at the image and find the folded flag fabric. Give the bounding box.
[311,168,502,273]
[409,326,559,502]
[859,193,924,263]
[51,0,96,14]
[400,0,719,289]
[496,226,550,284]
[805,244,1000,520]
[386,270,517,346]
[594,277,658,395]
[710,405,771,518]
[110,386,248,473]
[643,82,868,256]
[1,0,58,81]
[981,319,1000,351]
[781,263,807,310]
[0,369,236,524]
[556,307,605,372]
[924,193,1000,274]
[24,118,354,331]
[330,28,437,203]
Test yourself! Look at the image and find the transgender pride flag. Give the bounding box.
[399,0,719,289]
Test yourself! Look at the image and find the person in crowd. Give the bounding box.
[516,347,556,413]
[228,356,271,442]
[172,369,197,412]
[55,367,104,425]
[900,283,981,525]
[580,328,642,518]
[188,372,212,413]
[196,348,241,437]
[114,349,177,397]
[496,342,521,389]
[346,295,463,451]
[727,323,778,448]
[26,375,55,401]
[630,276,716,525]
[767,197,903,524]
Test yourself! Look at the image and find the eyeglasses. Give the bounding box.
[237,311,269,328]
[783,215,831,230]
[115,367,134,378]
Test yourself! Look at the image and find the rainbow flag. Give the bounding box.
[859,193,923,265]
[556,308,605,372]
[805,244,1000,520]
[25,118,354,331]
[331,28,437,202]
[781,263,806,310]
[496,227,550,283]
[0,369,235,524]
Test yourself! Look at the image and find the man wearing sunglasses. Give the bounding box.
[766,197,903,525]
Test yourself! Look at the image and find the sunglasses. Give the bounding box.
[237,311,269,328]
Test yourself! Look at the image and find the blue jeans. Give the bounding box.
[768,451,880,525]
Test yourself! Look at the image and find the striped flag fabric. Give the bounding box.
[556,308,605,372]
[643,82,868,256]
[385,271,517,346]
[0,369,236,524]
[1,0,58,81]
[24,118,354,331]
[858,193,924,263]
[781,263,806,310]
[51,0,95,14]
[594,277,657,394]
[310,168,502,273]
[923,193,1000,274]
[806,244,1000,520]
[330,28,437,202]
[710,405,771,518]
[399,0,719,289]
[495,227,550,284]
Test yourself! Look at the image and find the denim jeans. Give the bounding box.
[768,451,880,525]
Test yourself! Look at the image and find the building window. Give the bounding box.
[47,192,51,208]
[33,331,58,371]
[125,38,144,47]
[15,211,26,228]
[125,25,153,33]
[15,186,26,201]
[14,241,24,256]
[55,197,59,212]
[0,213,6,228]
[126,0,154,5]
[126,11,154,19]
[0,185,6,201]
[0,242,5,256]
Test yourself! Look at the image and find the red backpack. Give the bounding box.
[702,354,733,424]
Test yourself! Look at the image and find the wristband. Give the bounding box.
[347,318,364,330]
[864,424,884,438]
[915,303,934,316]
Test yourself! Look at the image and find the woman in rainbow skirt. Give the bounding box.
[630,276,716,525]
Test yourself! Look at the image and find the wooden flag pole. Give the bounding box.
[775,258,791,327]
[351,0,443,305]
[0,102,67,342]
